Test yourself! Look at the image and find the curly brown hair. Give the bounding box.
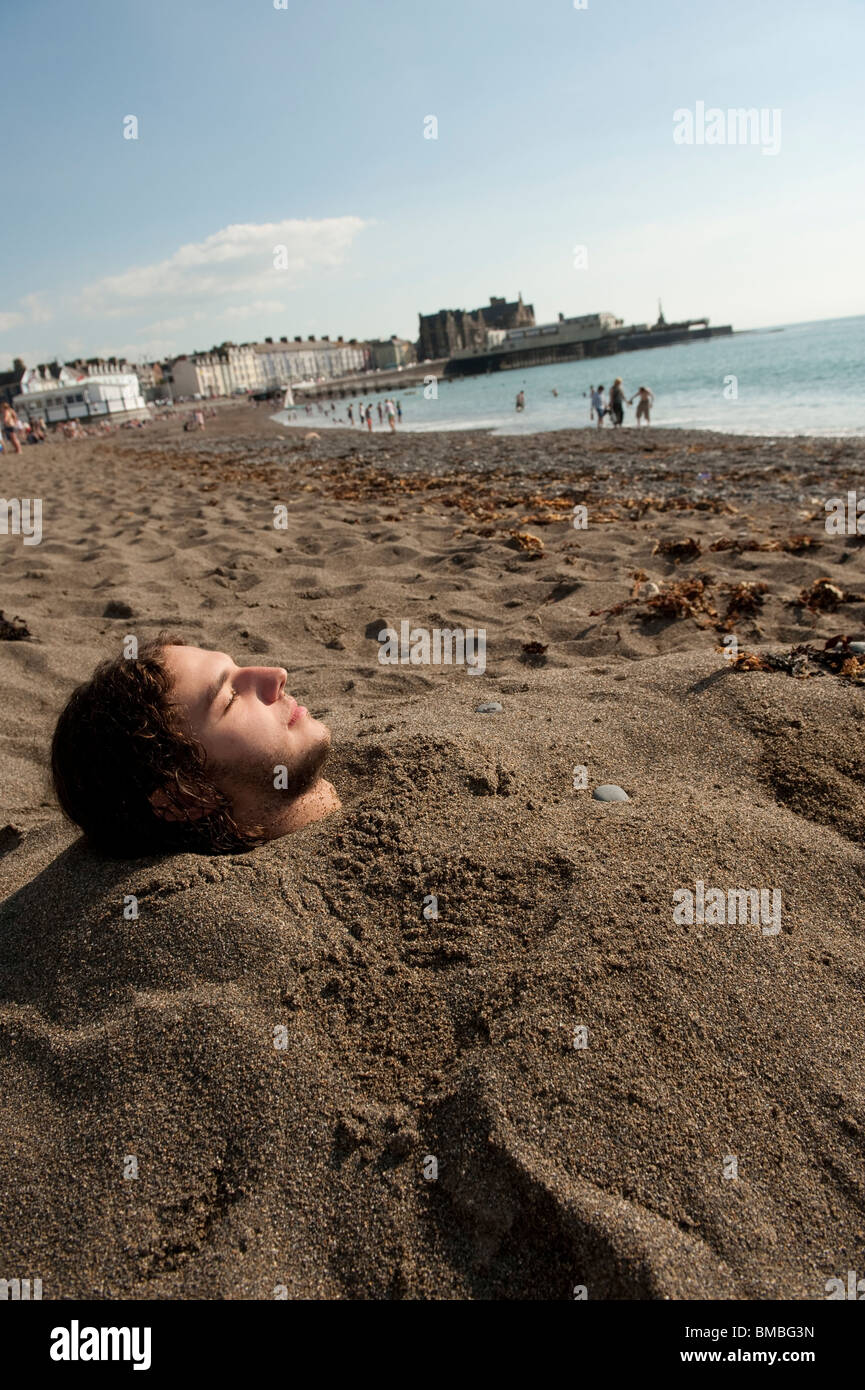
[50,633,263,858]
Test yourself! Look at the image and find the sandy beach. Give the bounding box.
[1,405,863,1300]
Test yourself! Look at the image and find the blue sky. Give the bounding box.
[1,0,863,368]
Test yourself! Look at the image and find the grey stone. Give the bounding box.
[592,784,630,802]
[849,641,865,654]
[475,702,503,714]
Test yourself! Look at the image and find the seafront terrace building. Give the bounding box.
[169,337,369,397]
[254,337,369,389]
[171,344,266,399]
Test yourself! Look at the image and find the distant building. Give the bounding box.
[67,355,134,377]
[254,336,369,389]
[417,294,534,360]
[366,336,417,371]
[14,369,146,424]
[130,361,165,397]
[0,361,26,407]
[450,310,623,363]
[171,343,265,398]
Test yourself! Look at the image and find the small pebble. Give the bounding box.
[475,702,503,714]
[592,784,630,802]
[636,581,660,600]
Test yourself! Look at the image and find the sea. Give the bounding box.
[276,314,864,438]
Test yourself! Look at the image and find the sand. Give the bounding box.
[0,406,863,1299]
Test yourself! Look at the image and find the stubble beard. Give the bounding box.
[210,732,331,836]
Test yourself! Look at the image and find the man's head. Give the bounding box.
[51,636,335,858]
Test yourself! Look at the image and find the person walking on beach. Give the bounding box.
[590,385,607,428]
[385,398,397,432]
[609,378,626,428]
[1,402,24,454]
[629,385,654,425]
[515,390,525,412]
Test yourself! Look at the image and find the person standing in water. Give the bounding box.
[396,400,402,422]
[347,404,354,426]
[385,398,397,431]
[609,378,626,428]
[365,404,373,432]
[629,385,654,425]
[590,384,607,428]
[515,390,525,412]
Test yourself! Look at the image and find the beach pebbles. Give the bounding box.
[475,702,503,714]
[592,784,630,802]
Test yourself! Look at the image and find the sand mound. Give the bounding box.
[2,655,864,1298]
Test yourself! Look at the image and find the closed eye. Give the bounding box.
[223,688,238,714]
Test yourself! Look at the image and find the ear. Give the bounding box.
[149,786,212,823]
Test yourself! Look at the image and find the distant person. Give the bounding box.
[396,400,402,422]
[629,385,654,425]
[347,404,354,426]
[365,404,373,432]
[609,378,626,428]
[551,388,558,397]
[515,390,525,412]
[194,409,205,430]
[1,402,23,454]
[377,402,383,425]
[385,398,397,431]
[590,385,607,428]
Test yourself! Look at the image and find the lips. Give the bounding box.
[287,699,307,726]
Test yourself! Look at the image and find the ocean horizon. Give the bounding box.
[276,313,865,439]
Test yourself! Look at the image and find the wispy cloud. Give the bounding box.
[0,216,370,365]
[75,217,368,318]
[0,292,53,333]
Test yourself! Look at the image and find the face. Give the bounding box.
[160,645,331,826]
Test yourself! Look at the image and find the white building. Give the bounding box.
[171,344,266,398]
[450,312,624,362]
[14,371,146,424]
[254,338,369,389]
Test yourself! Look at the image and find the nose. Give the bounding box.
[268,667,288,702]
[242,666,287,704]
